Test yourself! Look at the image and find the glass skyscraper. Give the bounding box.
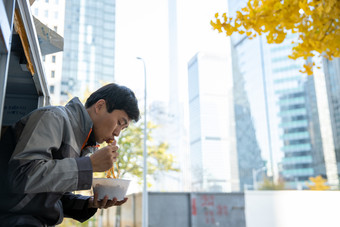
[188,52,238,192]
[228,0,340,189]
[187,51,263,192]
[227,0,278,183]
[271,41,340,189]
[61,0,116,102]
[230,44,265,190]
[270,35,315,188]
[323,59,340,167]
[311,58,340,188]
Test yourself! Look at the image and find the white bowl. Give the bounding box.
[92,178,131,201]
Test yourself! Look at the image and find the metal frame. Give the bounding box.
[0,0,50,135]
[0,0,16,135]
[16,0,50,106]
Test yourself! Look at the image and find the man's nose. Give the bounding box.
[113,128,122,137]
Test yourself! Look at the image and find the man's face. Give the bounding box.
[92,100,130,143]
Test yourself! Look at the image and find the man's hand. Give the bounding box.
[90,142,119,172]
[88,192,128,209]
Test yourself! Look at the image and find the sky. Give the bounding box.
[114,0,235,192]
[114,0,169,102]
[113,0,274,171]
[114,0,230,104]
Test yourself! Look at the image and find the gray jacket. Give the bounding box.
[0,98,98,226]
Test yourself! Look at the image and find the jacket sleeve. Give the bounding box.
[8,109,93,194]
[61,192,97,222]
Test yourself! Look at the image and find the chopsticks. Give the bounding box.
[105,140,120,179]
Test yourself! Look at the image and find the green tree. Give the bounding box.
[211,0,340,75]
[115,120,180,183]
[258,177,286,190]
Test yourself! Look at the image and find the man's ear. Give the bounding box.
[95,99,106,113]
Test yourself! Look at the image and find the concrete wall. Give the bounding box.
[190,192,245,227]
[121,192,245,227]
[121,191,340,227]
[149,193,191,227]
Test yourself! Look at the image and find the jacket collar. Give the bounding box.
[65,97,93,148]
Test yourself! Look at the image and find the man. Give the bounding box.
[0,83,140,226]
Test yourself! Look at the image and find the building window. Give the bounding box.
[52,55,56,63]
[45,0,49,3]
[51,70,55,78]
[50,85,55,94]
[42,55,45,61]
[44,10,48,18]
[54,12,58,19]
[54,26,58,32]
[34,8,38,16]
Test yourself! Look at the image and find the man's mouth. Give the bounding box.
[106,139,115,144]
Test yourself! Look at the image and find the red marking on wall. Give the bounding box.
[192,198,197,216]
[217,205,228,216]
[200,195,215,206]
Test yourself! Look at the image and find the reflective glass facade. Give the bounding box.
[270,36,315,188]
[188,52,237,192]
[61,0,116,102]
[323,58,340,167]
[317,58,340,186]
[228,0,340,189]
[228,0,324,189]
[230,45,265,190]
[188,52,263,192]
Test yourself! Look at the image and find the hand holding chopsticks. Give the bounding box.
[89,139,119,172]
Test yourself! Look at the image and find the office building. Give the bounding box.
[61,0,116,102]
[187,52,263,192]
[228,0,340,189]
[230,44,265,190]
[311,58,340,188]
[31,0,65,105]
[227,0,279,183]
[163,0,191,191]
[269,35,315,188]
[188,52,236,192]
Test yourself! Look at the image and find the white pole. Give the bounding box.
[253,167,266,190]
[252,169,257,190]
[137,57,148,227]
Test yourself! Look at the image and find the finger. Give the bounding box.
[100,195,109,208]
[88,196,94,208]
[109,141,119,150]
[115,197,128,206]
[104,197,118,208]
[93,192,99,207]
[112,145,119,152]
[112,152,119,159]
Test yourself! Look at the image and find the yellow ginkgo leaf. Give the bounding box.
[210,0,340,76]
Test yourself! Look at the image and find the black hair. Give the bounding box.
[85,83,140,122]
